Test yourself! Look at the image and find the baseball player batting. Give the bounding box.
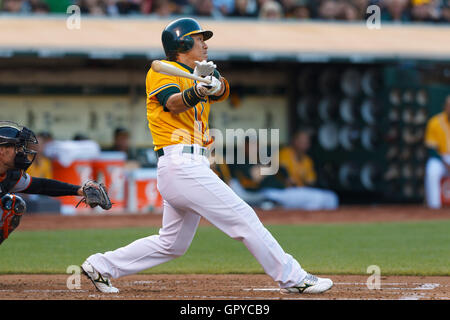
[81,17,333,295]
[0,121,112,245]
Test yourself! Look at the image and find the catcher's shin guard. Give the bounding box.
[0,194,26,245]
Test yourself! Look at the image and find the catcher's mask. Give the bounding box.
[162,17,213,60]
[0,121,38,171]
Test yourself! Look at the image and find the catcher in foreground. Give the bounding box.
[0,121,112,245]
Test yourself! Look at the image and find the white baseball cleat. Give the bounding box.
[281,273,333,294]
[81,260,119,293]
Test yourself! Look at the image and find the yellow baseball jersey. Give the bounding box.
[278,146,316,187]
[424,112,450,155]
[146,60,229,151]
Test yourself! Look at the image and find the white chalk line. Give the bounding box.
[334,282,440,286]
[243,282,446,300]
[398,294,426,300]
[413,283,440,290]
[24,289,88,293]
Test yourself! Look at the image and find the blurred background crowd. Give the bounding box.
[1,0,449,22]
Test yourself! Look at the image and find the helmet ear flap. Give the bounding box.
[178,35,194,53]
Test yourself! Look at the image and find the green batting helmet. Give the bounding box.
[162,18,213,60]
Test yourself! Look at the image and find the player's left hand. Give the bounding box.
[194,60,216,77]
[76,180,112,210]
[198,76,222,96]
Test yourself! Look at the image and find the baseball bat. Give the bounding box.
[151,60,212,84]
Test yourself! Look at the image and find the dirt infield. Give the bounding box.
[18,205,450,231]
[0,274,448,300]
[2,205,450,300]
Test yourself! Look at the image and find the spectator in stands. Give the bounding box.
[318,0,344,20]
[76,0,106,15]
[151,0,175,16]
[410,0,442,22]
[2,0,448,22]
[259,0,283,19]
[31,0,49,13]
[424,95,450,209]
[352,0,370,16]
[213,0,234,15]
[115,0,141,14]
[139,0,152,14]
[317,0,366,20]
[342,2,360,20]
[2,0,26,12]
[191,0,223,17]
[281,0,301,18]
[229,0,258,17]
[379,0,411,22]
[442,0,450,21]
[289,0,311,19]
[105,0,120,15]
[170,0,192,14]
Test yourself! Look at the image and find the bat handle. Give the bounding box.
[198,77,212,85]
[151,60,162,73]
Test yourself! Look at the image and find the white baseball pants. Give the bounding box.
[87,144,307,288]
[425,156,450,209]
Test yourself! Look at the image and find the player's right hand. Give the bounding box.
[197,76,222,96]
[193,60,216,77]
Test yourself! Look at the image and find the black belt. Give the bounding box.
[156,146,207,159]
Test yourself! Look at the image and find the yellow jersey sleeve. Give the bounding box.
[146,68,181,101]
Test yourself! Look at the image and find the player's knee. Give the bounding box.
[159,237,190,257]
[425,168,444,183]
[0,194,27,245]
[1,194,27,214]
[426,160,446,180]
[171,246,189,257]
[165,243,190,257]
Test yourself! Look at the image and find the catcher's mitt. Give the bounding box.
[76,180,112,210]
